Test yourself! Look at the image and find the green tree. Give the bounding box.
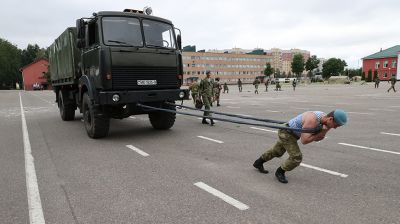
[0,38,22,89]
[305,55,320,76]
[361,72,365,81]
[322,58,347,79]
[264,62,274,78]
[21,44,41,66]
[291,53,304,78]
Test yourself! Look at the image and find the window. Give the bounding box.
[383,73,388,78]
[384,61,388,68]
[392,60,397,68]
[375,62,380,69]
[102,17,142,47]
[143,19,176,49]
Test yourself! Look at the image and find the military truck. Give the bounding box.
[49,8,188,138]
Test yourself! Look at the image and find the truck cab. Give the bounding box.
[50,8,188,138]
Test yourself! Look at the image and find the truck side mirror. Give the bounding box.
[177,34,182,50]
[76,19,85,39]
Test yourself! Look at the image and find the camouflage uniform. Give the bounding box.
[387,76,397,92]
[199,77,214,120]
[238,79,242,92]
[189,82,200,104]
[253,78,260,94]
[261,128,301,171]
[213,80,222,106]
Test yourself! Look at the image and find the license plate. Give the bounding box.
[137,80,157,85]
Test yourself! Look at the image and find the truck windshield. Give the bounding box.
[102,17,143,47]
[142,19,176,49]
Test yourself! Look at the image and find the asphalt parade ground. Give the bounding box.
[0,82,399,224]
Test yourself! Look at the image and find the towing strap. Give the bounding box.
[137,103,321,134]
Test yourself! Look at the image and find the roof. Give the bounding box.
[363,45,400,60]
[19,58,48,72]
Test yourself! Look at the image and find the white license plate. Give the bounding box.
[137,80,157,85]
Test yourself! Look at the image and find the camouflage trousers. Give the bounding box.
[261,129,302,171]
[202,95,212,117]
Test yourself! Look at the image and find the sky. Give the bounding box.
[1,0,399,68]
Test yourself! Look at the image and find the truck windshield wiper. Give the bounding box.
[107,40,135,47]
[146,44,171,50]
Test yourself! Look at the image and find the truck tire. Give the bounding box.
[58,90,75,121]
[82,93,110,138]
[148,103,176,130]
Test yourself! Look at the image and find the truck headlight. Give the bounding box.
[112,94,120,102]
[179,91,185,99]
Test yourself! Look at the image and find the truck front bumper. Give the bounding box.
[98,89,189,105]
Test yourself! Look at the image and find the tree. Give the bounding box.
[305,55,320,76]
[321,58,347,79]
[0,38,22,89]
[21,44,41,66]
[291,53,304,78]
[264,62,274,77]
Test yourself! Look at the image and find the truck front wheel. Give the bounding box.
[58,90,75,121]
[148,102,176,130]
[82,93,110,138]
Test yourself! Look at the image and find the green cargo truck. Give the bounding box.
[49,8,188,138]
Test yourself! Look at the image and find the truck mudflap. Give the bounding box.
[98,89,189,105]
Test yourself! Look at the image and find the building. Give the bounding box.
[20,58,50,90]
[182,47,310,84]
[182,50,273,84]
[362,45,400,81]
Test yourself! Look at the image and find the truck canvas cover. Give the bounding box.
[49,27,80,86]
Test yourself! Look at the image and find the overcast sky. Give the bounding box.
[1,0,399,68]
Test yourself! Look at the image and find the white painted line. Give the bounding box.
[237,114,253,117]
[194,182,249,211]
[368,108,396,112]
[347,111,373,115]
[197,136,224,144]
[197,118,218,123]
[338,143,400,155]
[381,132,400,137]
[227,106,240,109]
[126,145,149,157]
[389,105,400,108]
[300,163,348,178]
[265,110,280,113]
[129,116,136,119]
[19,93,46,224]
[250,127,277,133]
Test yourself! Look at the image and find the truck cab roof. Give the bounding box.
[94,11,173,24]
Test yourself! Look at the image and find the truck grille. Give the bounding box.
[111,66,179,90]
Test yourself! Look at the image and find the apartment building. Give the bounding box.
[182,47,310,84]
[182,50,273,84]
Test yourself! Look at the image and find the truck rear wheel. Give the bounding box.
[148,103,176,130]
[58,90,75,121]
[82,93,110,138]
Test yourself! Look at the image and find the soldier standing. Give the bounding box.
[374,76,380,88]
[213,77,222,107]
[188,80,200,104]
[387,75,397,92]
[292,79,297,91]
[253,78,260,94]
[264,78,269,92]
[223,82,229,93]
[199,71,215,125]
[253,109,347,183]
[238,79,243,92]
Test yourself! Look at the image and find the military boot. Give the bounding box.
[202,118,209,124]
[275,167,288,184]
[210,119,215,126]
[253,157,269,174]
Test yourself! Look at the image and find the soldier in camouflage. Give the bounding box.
[213,77,222,106]
[199,71,215,125]
[253,109,347,183]
[189,79,200,105]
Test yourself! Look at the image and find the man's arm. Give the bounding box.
[300,112,329,145]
